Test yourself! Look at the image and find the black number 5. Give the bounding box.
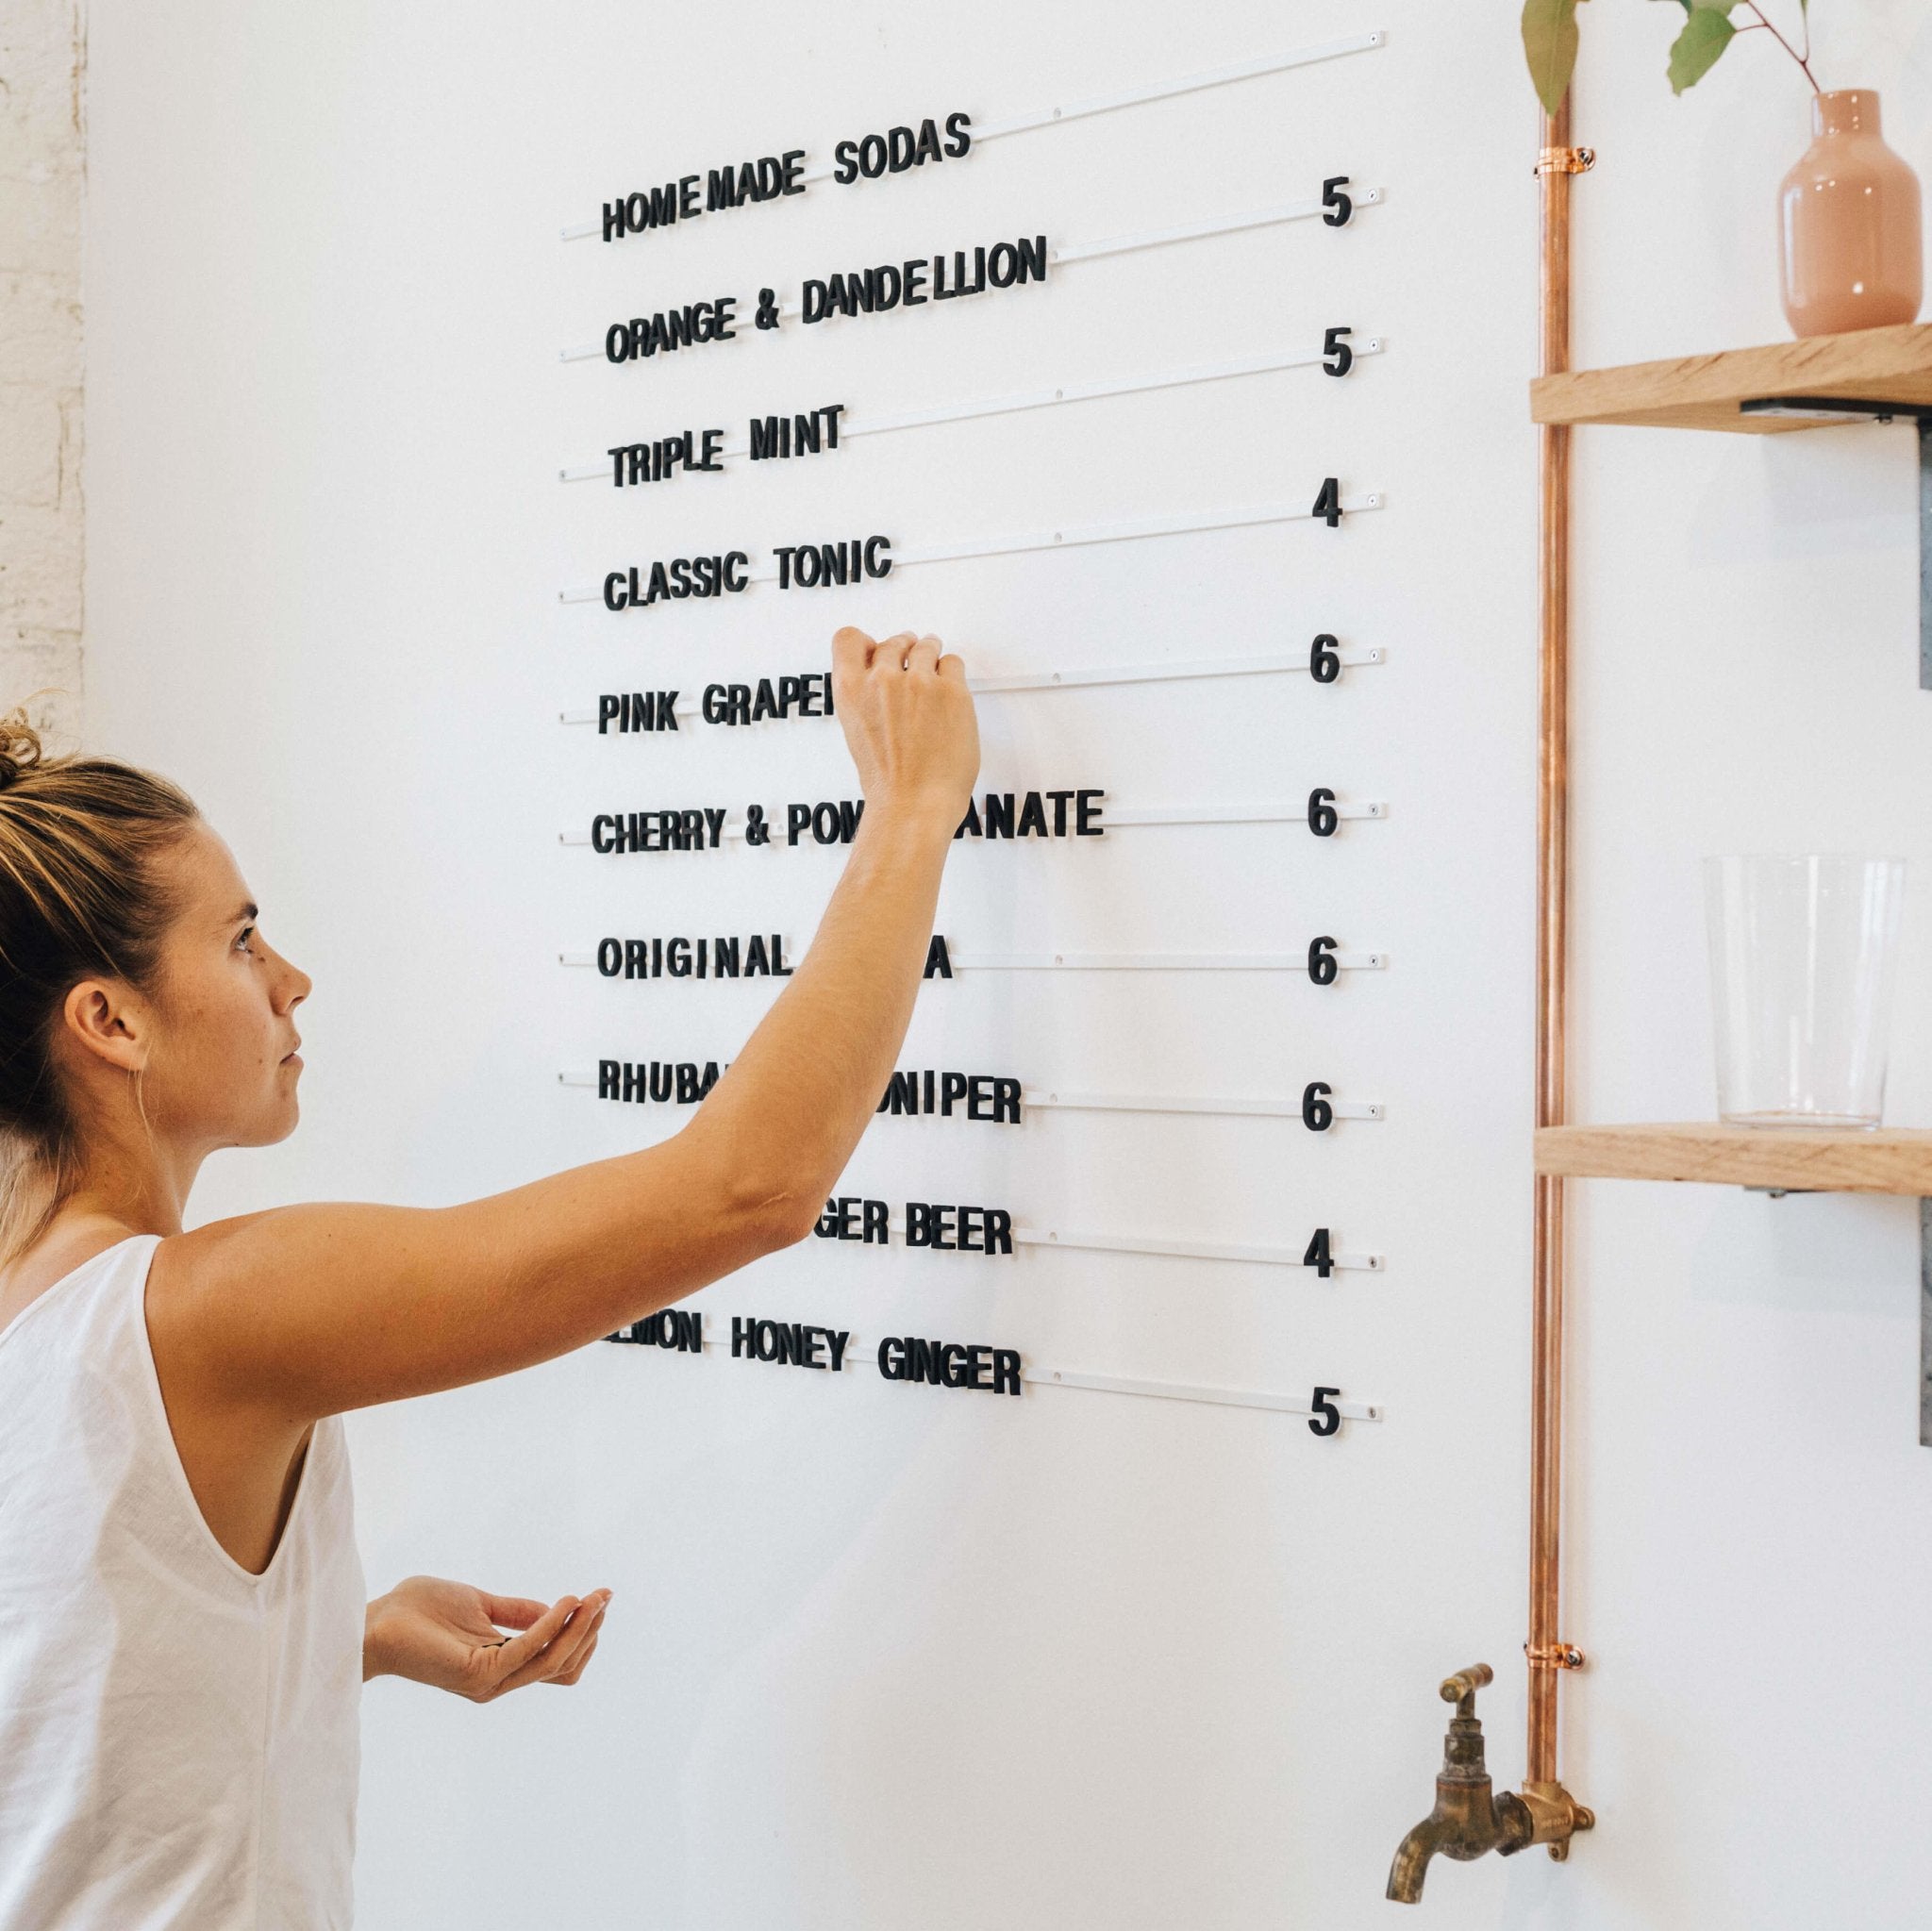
[1321,176,1353,227]
[1308,1388,1342,1437]
[1322,325,1353,377]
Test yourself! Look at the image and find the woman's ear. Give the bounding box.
[59,978,150,1076]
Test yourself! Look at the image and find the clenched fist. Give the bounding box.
[830,627,979,832]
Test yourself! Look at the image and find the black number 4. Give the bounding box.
[1308,1387,1342,1437]
[1303,1227,1334,1276]
[1311,476,1342,526]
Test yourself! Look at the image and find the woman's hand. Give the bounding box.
[363,1574,612,1702]
[831,627,979,832]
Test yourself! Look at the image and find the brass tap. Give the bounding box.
[1385,1666,1534,1904]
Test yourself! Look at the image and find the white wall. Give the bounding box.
[0,0,83,742]
[76,1,1932,1926]
[1564,8,1932,1928]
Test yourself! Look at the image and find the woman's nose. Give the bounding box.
[272,949,312,1011]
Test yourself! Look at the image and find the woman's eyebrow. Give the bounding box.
[227,901,259,924]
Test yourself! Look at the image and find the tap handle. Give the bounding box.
[1439,1663,1493,1705]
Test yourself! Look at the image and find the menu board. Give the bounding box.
[556,27,1396,1439]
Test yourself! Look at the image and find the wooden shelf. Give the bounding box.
[1536,1123,1932,1194]
[1531,322,1932,434]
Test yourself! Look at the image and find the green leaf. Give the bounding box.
[1522,0,1583,115]
[1668,5,1736,91]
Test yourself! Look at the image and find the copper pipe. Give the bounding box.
[1529,96,1574,1794]
[1388,102,1592,1887]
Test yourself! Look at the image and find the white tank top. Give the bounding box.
[0,1234,364,1928]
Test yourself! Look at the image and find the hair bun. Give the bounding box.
[0,707,45,791]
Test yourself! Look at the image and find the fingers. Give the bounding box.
[867,632,941,673]
[866,629,917,673]
[831,624,877,674]
[547,1590,612,1678]
[480,1593,549,1631]
[481,1593,577,1689]
[491,1590,612,1696]
[935,650,968,683]
[832,624,961,676]
[548,1631,600,1687]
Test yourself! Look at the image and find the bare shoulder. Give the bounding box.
[0,1214,146,1334]
[142,1202,443,1405]
[146,1199,450,1305]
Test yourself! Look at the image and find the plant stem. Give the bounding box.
[1742,2,1823,94]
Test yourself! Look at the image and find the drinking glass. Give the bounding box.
[1704,855,1906,1128]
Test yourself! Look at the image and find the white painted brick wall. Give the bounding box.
[0,0,83,745]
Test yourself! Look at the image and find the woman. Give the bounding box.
[0,625,978,1928]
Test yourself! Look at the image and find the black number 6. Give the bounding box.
[1307,936,1339,985]
[1321,176,1353,227]
[1308,1387,1342,1437]
[1302,1081,1334,1132]
[1309,632,1341,682]
[1322,325,1353,377]
[1307,788,1339,838]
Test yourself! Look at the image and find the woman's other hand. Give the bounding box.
[364,1574,612,1701]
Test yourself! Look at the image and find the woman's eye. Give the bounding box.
[235,927,256,953]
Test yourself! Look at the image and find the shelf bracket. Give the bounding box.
[1762,1185,1932,1444]
[1921,421,1931,692]
[1739,397,1932,689]
[1920,1199,1932,1449]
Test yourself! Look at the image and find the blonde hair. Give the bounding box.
[0,705,199,1265]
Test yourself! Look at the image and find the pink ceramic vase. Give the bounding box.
[1778,90,1923,338]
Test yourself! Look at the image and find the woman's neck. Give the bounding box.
[64,1152,201,1239]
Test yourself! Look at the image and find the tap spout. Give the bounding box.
[1386,1817,1451,1905]
[1385,1781,1532,1903]
[1385,1665,1535,1904]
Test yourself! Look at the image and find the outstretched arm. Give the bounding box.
[149,627,978,1421]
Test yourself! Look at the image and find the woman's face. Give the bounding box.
[142,821,312,1150]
